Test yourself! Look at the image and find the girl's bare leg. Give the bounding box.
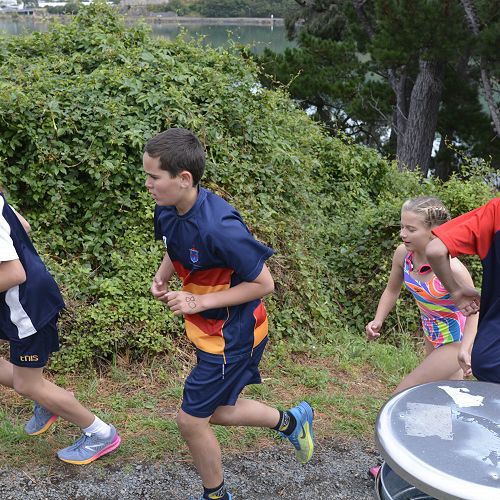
[394,341,462,394]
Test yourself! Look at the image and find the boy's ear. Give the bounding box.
[179,170,194,188]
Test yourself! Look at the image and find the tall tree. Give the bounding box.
[459,0,500,138]
[259,0,500,177]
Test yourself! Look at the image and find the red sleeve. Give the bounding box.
[432,198,500,261]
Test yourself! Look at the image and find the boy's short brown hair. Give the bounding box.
[145,128,205,186]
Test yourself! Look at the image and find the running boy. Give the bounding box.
[426,197,500,383]
[0,190,120,464]
[144,128,314,500]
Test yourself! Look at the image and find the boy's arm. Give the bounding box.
[151,252,176,304]
[459,311,479,377]
[449,257,479,377]
[12,208,31,233]
[0,259,26,292]
[165,264,274,316]
[426,238,480,315]
[0,209,27,291]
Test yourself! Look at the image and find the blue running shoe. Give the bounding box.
[281,401,314,464]
[24,402,58,436]
[57,424,121,465]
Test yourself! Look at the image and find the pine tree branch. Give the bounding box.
[350,0,409,144]
[459,0,500,138]
[351,0,375,38]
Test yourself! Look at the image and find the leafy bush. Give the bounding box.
[0,4,495,371]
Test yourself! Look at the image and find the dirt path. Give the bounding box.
[0,438,380,499]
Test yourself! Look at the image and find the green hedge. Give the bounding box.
[0,4,495,371]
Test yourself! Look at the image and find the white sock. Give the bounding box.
[82,416,111,439]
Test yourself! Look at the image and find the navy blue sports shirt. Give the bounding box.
[0,193,64,340]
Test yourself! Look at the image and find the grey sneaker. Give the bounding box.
[57,424,121,464]
[24,402,58,436]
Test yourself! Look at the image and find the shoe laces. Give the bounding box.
[33,402,52,420]
[66,432,92,451]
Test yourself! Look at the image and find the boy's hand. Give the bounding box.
[151,276,168,304]
[450,286,480,316]
[366,320,381,341]
[458,347,473,377]
[165,291,204,315]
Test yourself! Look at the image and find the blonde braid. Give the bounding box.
[402,196,451,229]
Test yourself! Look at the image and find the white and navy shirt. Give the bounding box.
[0,193,64,340]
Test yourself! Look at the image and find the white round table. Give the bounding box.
[375,380,500,500]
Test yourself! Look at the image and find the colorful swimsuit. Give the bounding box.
[404,252,465,348]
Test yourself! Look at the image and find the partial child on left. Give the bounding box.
[0,190,120,464]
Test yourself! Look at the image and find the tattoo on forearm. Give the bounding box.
[185,295,197,309]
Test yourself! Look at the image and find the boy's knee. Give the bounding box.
[176,409,207,438]
[176,410,193,435]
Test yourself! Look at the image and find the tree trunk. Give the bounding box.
[398,59,445,175]
[350,1,413,162]
[392,70,411,144]
[352,0,375,38]
[459,0,500,139]
[432,134,454,181]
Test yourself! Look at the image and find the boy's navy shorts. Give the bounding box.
[181,338,268,418]
[0,316,60,368]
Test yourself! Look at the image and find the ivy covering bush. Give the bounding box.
[0,4,495,371]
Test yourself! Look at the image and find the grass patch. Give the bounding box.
[0,408,30,445]
[0,330,426,467]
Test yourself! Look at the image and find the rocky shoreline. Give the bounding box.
[144,16,285,26]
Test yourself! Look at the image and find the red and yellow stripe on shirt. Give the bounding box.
[173,262,268,357]
[252,301,268,348]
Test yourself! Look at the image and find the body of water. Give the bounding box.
[0,17,295,53]
[0,18,48,35]
[151,23,294,54]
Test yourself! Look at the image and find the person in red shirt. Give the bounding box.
[426,198,500,382]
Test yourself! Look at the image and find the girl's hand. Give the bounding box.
[366,320,382,341]
[165,291,204,316]
[458,348,473,377]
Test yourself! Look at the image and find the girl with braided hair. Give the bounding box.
[366,196,478,394]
